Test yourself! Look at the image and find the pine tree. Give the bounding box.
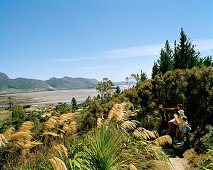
[152,61,159,79]
[140,70,148,81]
[199,56,213,67]
[174,28,200,69]
[71,97,77,112]
[173,40,179,69]
[157,40,173,74]
[115,86,121,94]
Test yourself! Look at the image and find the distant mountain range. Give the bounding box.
[0,72,98,93]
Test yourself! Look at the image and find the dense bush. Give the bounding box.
[126,66,213,130]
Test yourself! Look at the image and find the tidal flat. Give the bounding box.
[0,88,98,105]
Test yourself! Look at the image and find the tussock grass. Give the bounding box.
[49,157,67,170]
[121,120,138,132]
[97,117,102,128]
[8,121,43,159]
[133,127,158,140]
[10,132,30,140]
[53,144,68,158]
[154,135,172,146]
[0,134,9,147]
[3,127,15,140]
[105,103,125,124]
[43,113,77,139]
[129,164,137,170]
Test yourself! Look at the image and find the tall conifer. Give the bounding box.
[157,40,173,74]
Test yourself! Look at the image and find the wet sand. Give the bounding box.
[1,89,98,105]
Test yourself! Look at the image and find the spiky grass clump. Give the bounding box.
[154,135,172,146]
[79,125,125,169]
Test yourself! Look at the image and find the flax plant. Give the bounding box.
[78,125,125,170]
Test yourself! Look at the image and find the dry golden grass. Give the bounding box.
[0,134,9,147]
[62,123,69,132]
[7,121,43,159]
[19,121,34,133]
[49,157,67,170]
[97,117,102,128]
[154,130,159,138]
[14,140,42,149]
[121,120,137,131]
[53,144,68,158]
[10,132,30,140]
[113,104,124,121]
[43,132,60,137]
[104,102,129,125]
[57,113,73,125]
[129,164,137,170]
[133,128,157,140]
[43,113,77,139]
[49,158,57,169]
[105,104,124,124]
[3,127,15,140]
[45,116,58,130]
[67,121,77,135]
[154,135,172,145]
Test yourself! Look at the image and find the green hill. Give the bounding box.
[0,72,98,93]
[45,76,98,89]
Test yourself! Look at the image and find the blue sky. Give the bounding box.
[0,0,213,81]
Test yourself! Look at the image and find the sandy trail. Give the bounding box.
[169,157,190,170]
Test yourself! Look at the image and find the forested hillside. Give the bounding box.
[45,77,98,89]
[0,73,98,93]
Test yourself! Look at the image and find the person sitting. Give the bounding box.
[181,116,191,140]
[161,104,184,136]
[180,116,187,133]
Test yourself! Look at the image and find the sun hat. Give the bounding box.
[178,110,184,115]
[182,116,187,121]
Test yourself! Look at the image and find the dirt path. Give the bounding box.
[169,157,190,170]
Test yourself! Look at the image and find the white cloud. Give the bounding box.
[193,39,213,51]
[102,44,163,59]
[50,57,94,62]
[50,39,213,62]
[72,65,130,70]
